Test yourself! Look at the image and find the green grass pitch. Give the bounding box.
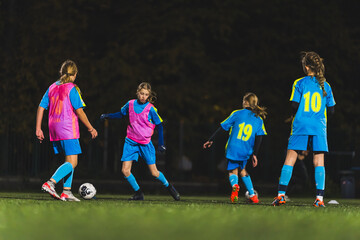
[1,192,360,240]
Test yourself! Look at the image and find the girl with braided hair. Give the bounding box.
[272,51,336,207]
[203,93,267,204]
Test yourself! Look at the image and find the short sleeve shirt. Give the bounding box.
[39,81,85,110]
[289,76,335,136]
[220,109,267,161]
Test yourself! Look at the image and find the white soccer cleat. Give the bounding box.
[41,181,61,200]
[60,191,81,202]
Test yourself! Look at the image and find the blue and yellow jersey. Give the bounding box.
[120,100,163,125]
[289,76,336,136]
[220,108,267,161]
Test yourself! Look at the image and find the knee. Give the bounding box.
[151,170,160,178]
[122,168,131,177]
[240,169,248,177]
[66,161,77,169]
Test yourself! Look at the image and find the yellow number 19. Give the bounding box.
[237,122,253,141]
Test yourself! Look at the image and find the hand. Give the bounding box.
[88,128,98,139]
[252,155,258,167]
[100,114,108,121]
[203,141,213,149]
[36,129,44,143]
[158,145,166,153]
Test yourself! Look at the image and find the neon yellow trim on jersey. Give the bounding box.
[259,117,267,135]
[225,127,232,151]
[289,77,304,101]
[221,110,240,125]
[290,116,295,135]
[324,108,327,123]
[152,106,163,122]
[262,123,267,135]
[75,86,86,107]
[325,81,331,88]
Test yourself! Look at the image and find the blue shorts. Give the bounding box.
[227,159,247,171]
[121,138,156,165]
[288,135,328,152]
[52,139,82,156]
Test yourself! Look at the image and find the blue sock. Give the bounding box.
[278,165,294,195]
[315,166,325,191]
[51,162,73,184]
[242,175,255,196]
[156,171,169,187]
[229,174,238,187]
[63,168,74,188]
[125,173,140,191]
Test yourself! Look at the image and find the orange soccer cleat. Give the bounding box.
[230,184,240,203]
[272,194,286,206]
[313,199,325,207]
[249,194,259,203]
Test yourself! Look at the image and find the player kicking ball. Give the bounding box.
[203,93,267,204]
[100,82,180,201]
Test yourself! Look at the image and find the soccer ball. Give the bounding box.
[245,190,258,199]
[79,183,96,200]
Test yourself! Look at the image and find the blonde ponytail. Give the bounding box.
[243,92,267,119]
[59,60,78,84]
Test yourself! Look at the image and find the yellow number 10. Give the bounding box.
[237,122,252,141]
[303,92,321,113]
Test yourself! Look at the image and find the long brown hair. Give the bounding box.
[301,51,327,96]
[59,60,78,84]
[243,92,267,119]
[136,82,157,103]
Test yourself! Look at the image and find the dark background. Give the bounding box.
[0,0,359,196]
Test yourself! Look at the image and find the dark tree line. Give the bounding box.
[0,0,359,181]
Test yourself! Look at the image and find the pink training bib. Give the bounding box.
[126,99,155,144]
[48,82,80,141]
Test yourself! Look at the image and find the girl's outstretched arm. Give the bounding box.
[100,111,125,120]
[203,126,226,149]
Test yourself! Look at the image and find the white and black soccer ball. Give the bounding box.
[79,183,96,200]
[245,190,258,200]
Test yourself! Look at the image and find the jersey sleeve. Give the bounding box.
[149,106,163,125]
[220,110,237,131]
[325,83,336,107]
[70,86,86,110]
[39,88,50,110]
[289,78,303,103]
[256,119,267,136]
